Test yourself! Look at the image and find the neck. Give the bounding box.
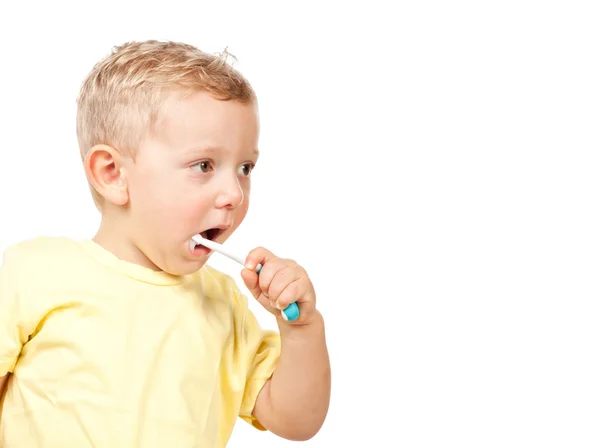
[93,210,160,271]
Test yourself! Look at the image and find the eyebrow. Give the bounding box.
[183,145,260,157]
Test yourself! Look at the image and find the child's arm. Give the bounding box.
[241,249,331,441]
[253,313,330,440]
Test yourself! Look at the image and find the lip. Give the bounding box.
[201,222,233,236]
[189,222,233,251]
[212,223,233,231]
[199,224,231,242]
[188,239,211,256]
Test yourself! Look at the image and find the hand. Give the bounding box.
[240,247,317,325]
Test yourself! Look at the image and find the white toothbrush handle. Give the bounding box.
[191,235,300,321]
[192,235,245,265]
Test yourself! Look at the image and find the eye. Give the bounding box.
[191,160,212,173]
[238,163,255,177]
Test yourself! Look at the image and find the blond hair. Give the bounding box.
[76,40,256,208]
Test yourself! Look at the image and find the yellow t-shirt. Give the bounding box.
[0,236,280,447]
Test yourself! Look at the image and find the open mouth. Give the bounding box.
[189,228,225,252]
[201,228,223,242]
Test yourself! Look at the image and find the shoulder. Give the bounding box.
[0,236,82,322]
[1,236,82,283]
[2,236,80,267]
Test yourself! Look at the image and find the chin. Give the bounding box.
[158,256,206,276]
[177,260,207,276]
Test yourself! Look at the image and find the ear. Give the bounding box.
[84,144,130,206]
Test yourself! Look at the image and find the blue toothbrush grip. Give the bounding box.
[256,263,300,322]
[282,301,300,321]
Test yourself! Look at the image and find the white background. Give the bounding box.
[1,1,599,446]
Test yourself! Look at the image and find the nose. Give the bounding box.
[214,172,244,209]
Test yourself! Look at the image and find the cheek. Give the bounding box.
[128,169,188,225]
[185,194,213,218]
[128,166,164,201]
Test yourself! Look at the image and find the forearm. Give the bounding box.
[260,311,331,439]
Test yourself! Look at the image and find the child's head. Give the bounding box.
[76,40,260,275]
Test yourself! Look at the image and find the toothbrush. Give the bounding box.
[191,234,300,322]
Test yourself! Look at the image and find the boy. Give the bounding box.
[0,40,330,447]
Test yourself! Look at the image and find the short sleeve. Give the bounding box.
[233,288,281,430]
[0,245,30,375]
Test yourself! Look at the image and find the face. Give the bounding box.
[121,90,260,275]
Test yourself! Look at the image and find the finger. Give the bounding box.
[255,293,279,315]
[241,268,279,315]
[240,267,261,300]
[277,278,314,310]
[244,246,277,271]
[257,260,295,302]
[266,265,303,308]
